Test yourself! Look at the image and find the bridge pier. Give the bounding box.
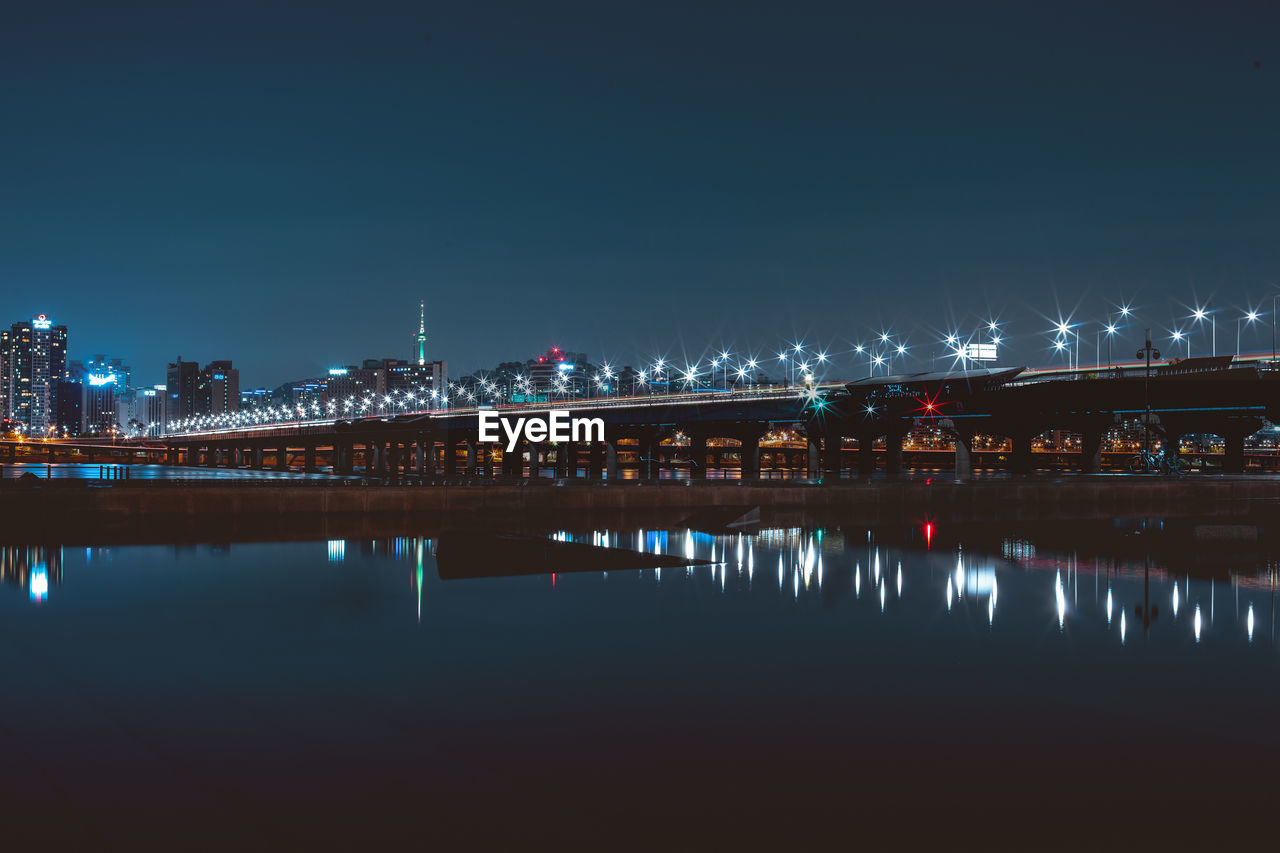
[689,434,707,479]
[885,428,906,476]
[305,443,318,473]
[482,443,494,478]
[856,435,875,479]
[638,432,658,479]
[1224,430,1247,474]
[740,433,761,480]
[823,434,843,479]
[952,429,973,481]
[1080,427,1104,474]
[1010,432,1034,476]
[528,442,542,477]
[564,442,578,478]
[588,441,603,480]
[275,446,289,471]
[605,439,618,480]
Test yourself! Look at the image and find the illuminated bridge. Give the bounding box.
[133,359,1280,479]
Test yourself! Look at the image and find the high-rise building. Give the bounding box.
[81,378,117,435]
[239,388,274,410]
[72,354,131,391]
[165,357,199,429]
[1,314,69,434]
[163,357,238,430]
[56,379,83,437]
[321,367,384,410]
[384,358,447,398]
[138,386,166,436]
[197,360,239,415]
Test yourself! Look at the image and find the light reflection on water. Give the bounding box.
[6,520,1280,844]
[6,525,1280,656]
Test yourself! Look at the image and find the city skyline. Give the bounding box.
[7,288,1280,396]
[3,1,1276,386]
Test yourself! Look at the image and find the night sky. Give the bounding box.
[2,1,1277,387]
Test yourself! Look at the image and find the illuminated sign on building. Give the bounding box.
[964,343,998,362]
[328,368,349,376]
[88,373,117,386]
[32,314,52,330]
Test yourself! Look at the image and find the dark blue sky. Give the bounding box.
[2,1,1277,387]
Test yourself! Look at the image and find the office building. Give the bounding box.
[165,357,199,428]
[197,361,239,415]
[1,314,68,434]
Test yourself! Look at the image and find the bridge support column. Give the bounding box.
[482,444,494,478]
[276,447,289,471]
[689,434,707,479]
[1218,425,1249,471]
[605,439,618,480]
[953,431,973,482]
[856,435,875,478]
[805,434,820,478]
[1011,432,1033,476]
[589,442,603,480]
[251,446,263,469]
[741,433,761,480]
[1081,427,1104,474]
[641,432,661,479]
[563,442,578,478]
[884,427,906,476]
[823,435,843,479]
[528,442,542,477]
[305,443,318,473]
[445,441,460,478]
[414,438,426,476]
[464,440,477,476]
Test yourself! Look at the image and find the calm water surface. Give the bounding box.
[3,519,1278,846]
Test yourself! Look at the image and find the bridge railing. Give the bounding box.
[155,384,829,440]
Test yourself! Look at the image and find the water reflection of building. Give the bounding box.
[0,545,63,602]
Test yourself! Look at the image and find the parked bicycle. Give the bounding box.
[1129,447,1186,475]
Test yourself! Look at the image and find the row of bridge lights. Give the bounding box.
[1047,304,1270,370]
[167,306,1275,433]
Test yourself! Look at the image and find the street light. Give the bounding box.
[1239,309,1259,359]
[1054,320,1079,371]
[1191,305,1214,358]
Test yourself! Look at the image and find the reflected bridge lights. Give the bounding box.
[1247,603,1255,643]
[29,565,49,603]
[1194,604,1202,643]
[1055,570,1066,630]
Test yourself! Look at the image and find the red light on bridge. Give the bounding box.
[924,521,934,549]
